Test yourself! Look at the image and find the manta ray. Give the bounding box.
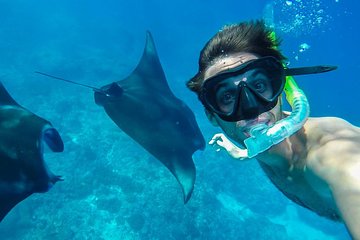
[37,32,205,203]
[0,82,64,222]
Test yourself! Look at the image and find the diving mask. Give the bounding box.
[199,56,337,122]
[200,57,285,121]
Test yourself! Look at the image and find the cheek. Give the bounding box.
[217,121,236,132]
[268,100,282,120]
[218,121,248,141]
[217,121,236,135]
[273,103,283,120]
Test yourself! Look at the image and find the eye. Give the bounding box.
[254,81,266,93]
[222,92,234,103]
[217,90,236,105]
[251,78,274,99]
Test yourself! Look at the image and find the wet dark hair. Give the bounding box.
[186,20,286,95]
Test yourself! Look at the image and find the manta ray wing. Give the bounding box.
[0,82,64,221]
[94,32,205,203]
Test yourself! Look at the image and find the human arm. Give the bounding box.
[309,147,360,239]
[307,118,360,239]
[331,173,360,239]
[324,147,360,240]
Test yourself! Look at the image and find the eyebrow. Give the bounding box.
[215,80,236,90]
[244,68,268,79]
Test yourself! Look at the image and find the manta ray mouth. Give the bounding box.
[43,127,64,152]
[40,126,64,190]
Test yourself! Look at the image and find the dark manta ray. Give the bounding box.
[36,32,205,203]
[0,82,64,222]
[95,32,205,203]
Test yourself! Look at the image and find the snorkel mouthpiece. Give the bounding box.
[243,76,310,158]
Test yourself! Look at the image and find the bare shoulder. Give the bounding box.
[305,116,360,184]
[305,117,360,238]
[305,117,360,143]
[306,116,359,131]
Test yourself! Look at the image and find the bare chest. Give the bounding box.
[258,160,341,221]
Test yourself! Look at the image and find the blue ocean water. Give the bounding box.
[0,0,358,239]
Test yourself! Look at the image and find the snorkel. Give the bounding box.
[241,30,331,158]
[243,75,309,158]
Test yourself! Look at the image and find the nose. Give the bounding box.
[237,87,260,120]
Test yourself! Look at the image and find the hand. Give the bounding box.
[209,133,250,160]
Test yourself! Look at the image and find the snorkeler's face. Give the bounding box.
[204,53,283,145]
[201,53,285,122]
[209,99,282,146]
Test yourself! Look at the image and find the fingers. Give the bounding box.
[209,133,226,152]
[208,133,250,160]
[209,133,224,145]
[215,139,227,148]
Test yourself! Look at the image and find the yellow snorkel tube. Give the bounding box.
[243,75,309,158]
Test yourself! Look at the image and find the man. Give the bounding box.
[186,20,360,239]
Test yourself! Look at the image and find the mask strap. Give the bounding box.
[285,65,337,76]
